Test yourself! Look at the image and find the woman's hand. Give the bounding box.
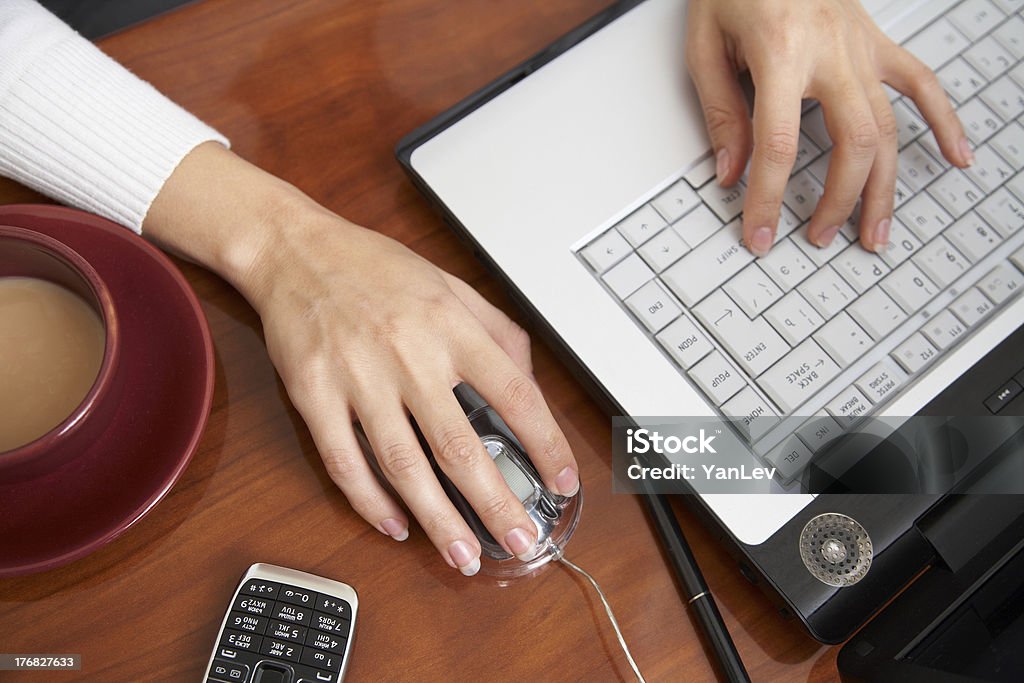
[144,142,579,576]
[686,0,972,256]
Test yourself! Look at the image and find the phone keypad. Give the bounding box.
[210,578,352,683]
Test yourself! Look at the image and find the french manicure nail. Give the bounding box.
[750,227,773,257]
[814,225,841,248]
[874,218,891,252]
[448,540,480,576]
[555,466,579,497]
[959,138,975,167]
[505,528,536,561]
[716,148,730,184]
[381,518,409,542]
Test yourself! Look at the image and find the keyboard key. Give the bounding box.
[723,263,784,318]
[652,179,702,223]
[1013,244,1024,271]
[848,286,907,340]
[783,170,824,222]
[694,290,791,376]
[638,226,689,272]
[673,204,724,247]
[793,133,822,172]
[1010,171,1024,202]
[699,182,747,223]
[625,280,682,333]
[855,360,906,404]
[1013,62,1024,88]
[892,332,940,373]
[894,176,914,209]
[898,142,945,192]
[758,238,816,291]
[965,144,1015,193]
[800,105,832,150]
[927,168,984,218]
[976,187,1024,236]
[956,98,1003,145]
[795,413,844,453]
[798,264,857,319]
[978,262,1024,303]
[776,204,802,240]
[881,261,939,313]
[992,0,1024,15]
[879,218,924,268]
[964,35,1015,80]
[825,386,873,426]
[951,286,996,326]
[946,211,1002,261]
[616,205,667,248]
[657,315,713,369]
[722,386,780,442]
[990,123,1024,170]
[979,75,1024,122]
[661,220,751,306]
[913,235,972,287]
[814,312,872,367]
[602,252,653,298]
[892,99,928,148]
[757,338,842,413]
[904,18,970,70]
[948,0,1006,41]
[833,246,890,294]
[580,229,630,273]
[764,290,825,345]
[690,351,747,405]
[898,193,954,242]
[922,309,969,350]
[763,436,814,481]
[792,222,850,267]
[684,154,717,189]
[938,57,988,103]
[992,14,1024,58]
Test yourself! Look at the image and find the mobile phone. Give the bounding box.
[204,563,357,683]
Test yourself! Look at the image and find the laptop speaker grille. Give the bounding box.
[799,513,872,587]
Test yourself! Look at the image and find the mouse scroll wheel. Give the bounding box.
[538,496,559,521]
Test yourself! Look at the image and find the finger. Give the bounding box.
[406,384,540,561]
[807,75,880,247]
[458,337,579,498]
[442,273,534,376]
[857,84,899,253]
[287,383,411,542]
[685,18,752,186]
[882,44,972,167]
[742,66,806,256]
[356,395,483,576]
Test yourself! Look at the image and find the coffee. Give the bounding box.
[0,277,106,452]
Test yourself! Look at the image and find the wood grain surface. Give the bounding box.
[0,2,842,681]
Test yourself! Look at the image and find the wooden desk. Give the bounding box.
[0,1,840,680]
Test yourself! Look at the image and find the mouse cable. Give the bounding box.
[559,555,647,683]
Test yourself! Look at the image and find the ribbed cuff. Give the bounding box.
[0,0,229,233]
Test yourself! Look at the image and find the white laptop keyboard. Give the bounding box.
[578,0,1024,481]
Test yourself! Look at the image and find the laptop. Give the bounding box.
[397,0,1024,644]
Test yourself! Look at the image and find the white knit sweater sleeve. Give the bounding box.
[0,0,229,233]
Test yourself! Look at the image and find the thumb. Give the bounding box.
[685,31,752,186]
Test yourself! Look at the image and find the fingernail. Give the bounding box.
[448,540,480,577]
[873,218,891,252]
[505,528,536,561]
[381,518,409,542]
[814,225,841,248]
[716,148,730,184]
[555,466,580,497]
[959,138,975,167]
[749,227,773,257]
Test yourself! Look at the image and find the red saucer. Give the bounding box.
[0,205,214,577]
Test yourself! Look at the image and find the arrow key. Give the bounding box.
[580,229,631,274]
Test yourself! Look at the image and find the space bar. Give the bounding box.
[661,219,751,307]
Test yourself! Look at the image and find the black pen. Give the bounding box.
[637,462,750,683]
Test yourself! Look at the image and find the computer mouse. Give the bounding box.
[424,383,582,578]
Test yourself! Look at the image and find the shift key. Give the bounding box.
[662,219,752,307]
[757,339,841,414]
